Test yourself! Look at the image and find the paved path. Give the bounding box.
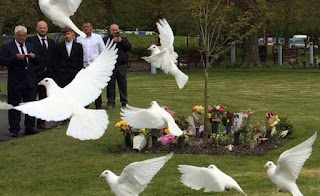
[0,75,10,142]
[0,75,60,142]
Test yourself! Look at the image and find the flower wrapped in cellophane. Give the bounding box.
[115,120,131,133]
[265,112,280,133]
[192,105,205,125]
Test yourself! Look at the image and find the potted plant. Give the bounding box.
[222,110,234,135]
[148,129,161,151]
[192,105,205,137]
[233,109,254,145]
[209,105,225,134]
[132,128,148,152]
[265,112,280,142]
[175,116,189,149]
[115,120,132,147]
[210,132,227,146]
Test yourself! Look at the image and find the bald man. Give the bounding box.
[27,21,56,129]
[103,24,131,109]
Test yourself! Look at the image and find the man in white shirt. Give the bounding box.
[77,22,105,109]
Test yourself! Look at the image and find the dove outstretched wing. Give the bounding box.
[275,132,317,181]
[62,40,118,107]
[117,152,174,194]
[120,105,166,129]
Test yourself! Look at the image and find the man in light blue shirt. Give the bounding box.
[77,22,105,109]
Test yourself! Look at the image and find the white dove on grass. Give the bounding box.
[264,132,317,196]
[142,19,188,89]
[100,152,173,196]
[0,40,118,140]
[178,164,247,196]
[39,0,86,37]
[120,101,183,136]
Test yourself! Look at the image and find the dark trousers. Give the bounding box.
[36,80,47,126]
[107,65,128,106]
[95,95,102,107]
[85,95,102,108]
[8,83,36,133]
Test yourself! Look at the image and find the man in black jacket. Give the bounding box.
[27,21,55,129]
[55,28,83,88]
[0,25,39,137]
[103,24,131,108]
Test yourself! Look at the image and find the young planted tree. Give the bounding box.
[188,0,261,133]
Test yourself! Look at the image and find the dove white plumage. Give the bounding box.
[120,101,183,136]
[142,19,188,89]
[0,40,118,140]
[264,132,317,196]
[39,0,86,37]
[178,164,247,196]
[100,152,173,196]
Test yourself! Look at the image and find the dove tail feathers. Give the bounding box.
[0,101,14,110]
[66,19,86,37]
[291,184,303,196]
[168,120,183,136]
[66,109,108,140]
[175,70,188,89]
[233,185,247,196]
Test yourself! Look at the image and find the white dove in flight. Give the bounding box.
[120,101,183,136]
[178,164,247,196]
[100,152,173,196]
[39,0,86,37]
[264,132,317,196]
[0,40,118,140]
[142,19,188,89]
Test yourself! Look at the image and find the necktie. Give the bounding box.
[41,38,47,50]
[20,44,25,55]
[20,44,28,68]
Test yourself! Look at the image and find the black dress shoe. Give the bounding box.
[25,130,39,135]
[122,103,128,107]
[10,133,18,137]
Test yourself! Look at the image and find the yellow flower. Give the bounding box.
[115,120,130,131]
[207,113,211,119]
[140,128,146,134]
[164,128,170,134]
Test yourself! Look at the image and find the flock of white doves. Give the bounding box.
[0,1,317,195]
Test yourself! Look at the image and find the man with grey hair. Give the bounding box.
[0,25,39,137]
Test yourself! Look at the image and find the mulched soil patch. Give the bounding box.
[110,136,289,156]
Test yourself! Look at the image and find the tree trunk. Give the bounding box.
[242,31,260,67]
[104,0,115,24]
[204,61,209,134]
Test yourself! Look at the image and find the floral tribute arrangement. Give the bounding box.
[114,104,294,153]
[115,120,132,147]
[115,106,184,151]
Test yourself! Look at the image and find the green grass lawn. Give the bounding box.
[1,68,320,195]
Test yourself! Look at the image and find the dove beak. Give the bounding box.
[264,163,268,168]
[38,80,44,86]
[147,46,153,50]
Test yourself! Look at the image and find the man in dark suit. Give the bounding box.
[0,25,39,137]
[27,21,55,129]
[103,24,131,109]
[54,28,83,88]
